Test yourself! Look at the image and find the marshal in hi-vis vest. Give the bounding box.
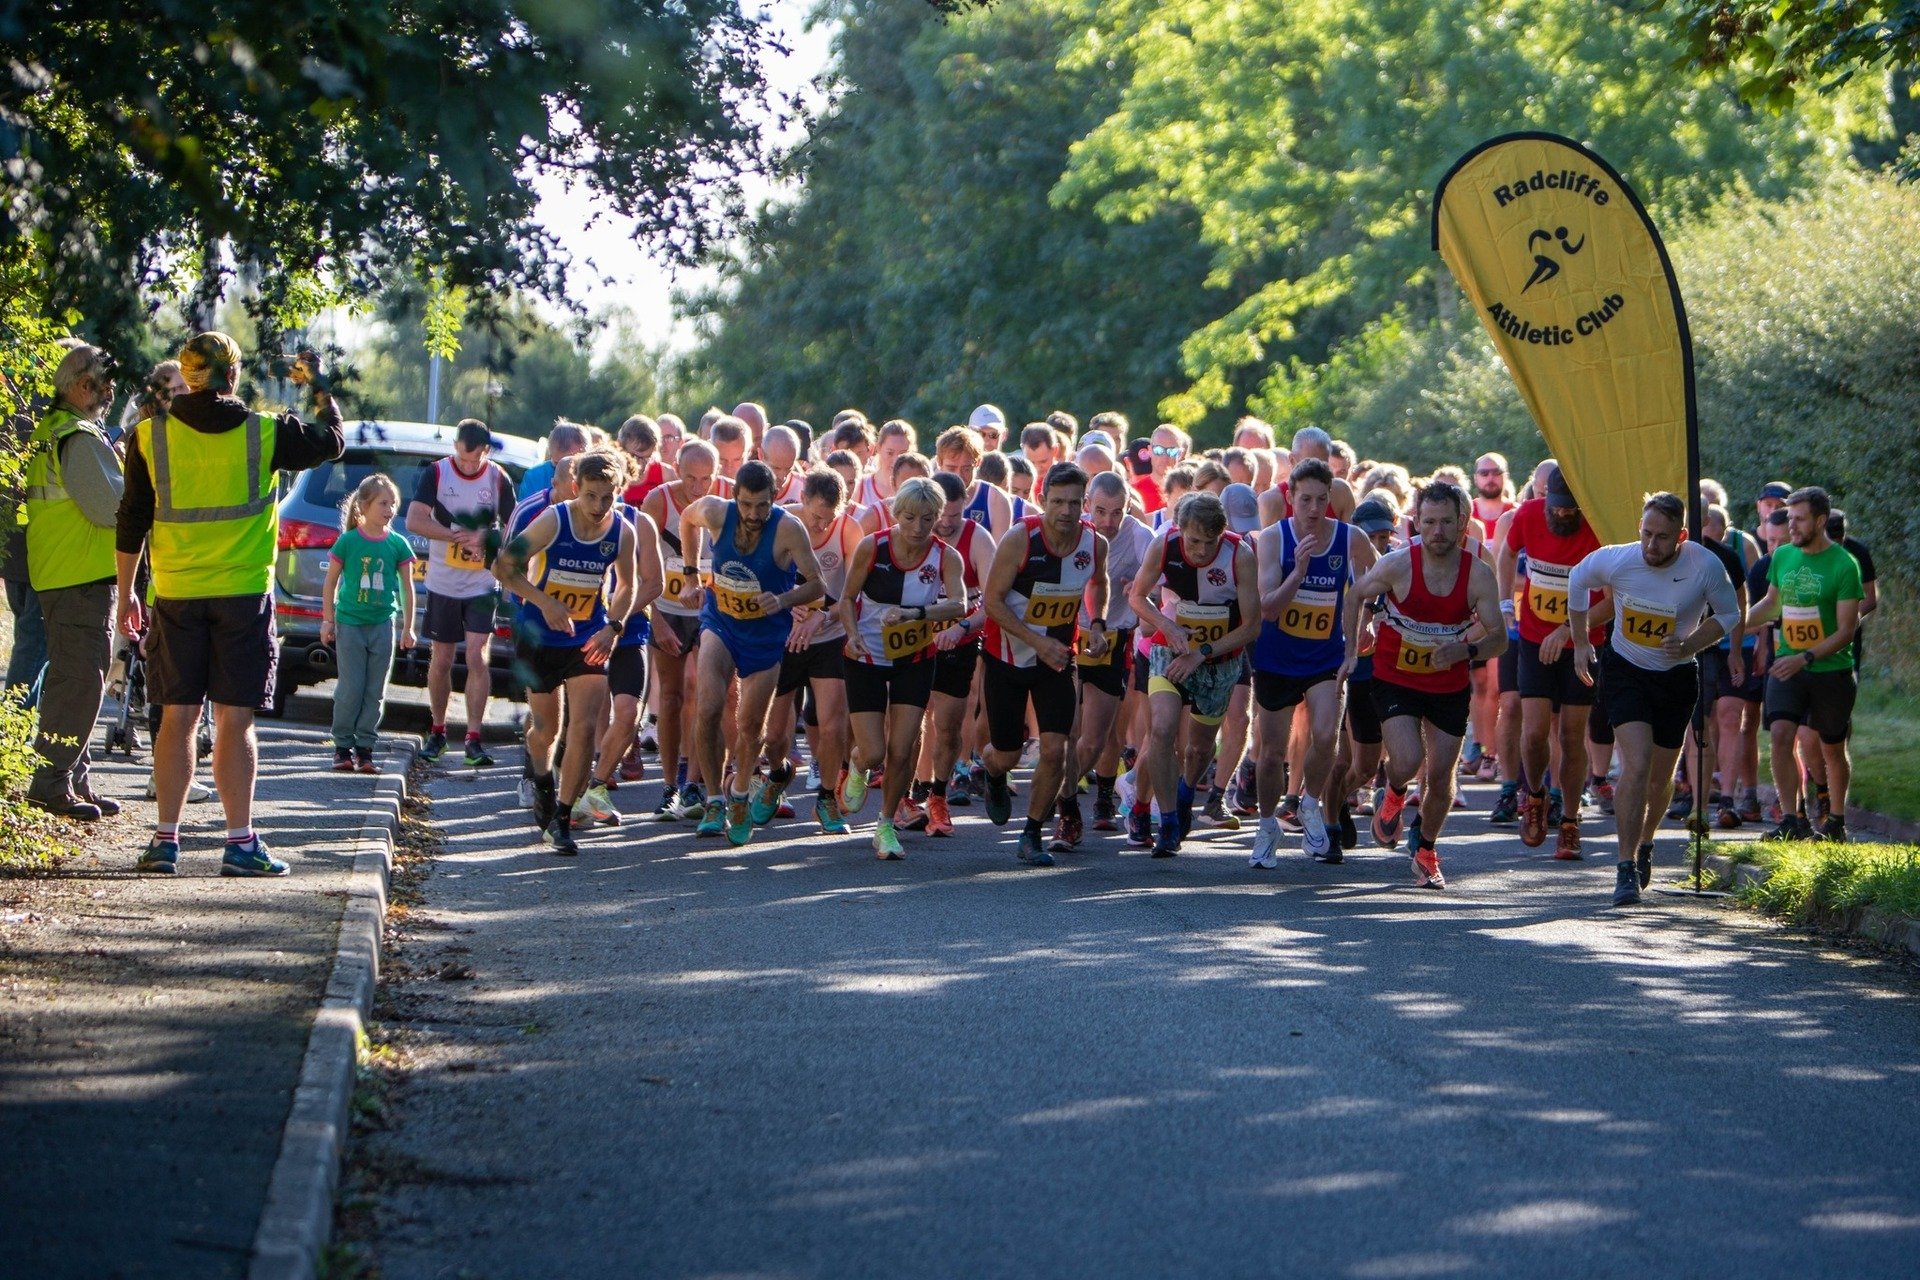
[25,406,118,591]
[135,411,280,599]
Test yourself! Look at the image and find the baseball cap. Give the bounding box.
[1080,429,1116,454]
[1759,480,1793,501]
[1351,497,1397,536]
[1222,483,1261,535]
[967,404,1006,430]
[1544,464,1579,511]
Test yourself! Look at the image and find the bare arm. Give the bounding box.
[1341,551,1410,674]
[1219,542,1265,655]
[320,555,345,644]
[1457,559,1509,665]
[772,518,827,613]
[1127,536,1182,655]
[495,509,573,635]
[836,536,878,657]
[629,511,664,613]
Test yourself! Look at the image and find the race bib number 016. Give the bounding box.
[1280,588,1337,641]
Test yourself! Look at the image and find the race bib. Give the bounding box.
[1076,631,1115,666]
[1280,588,1337,641]
[1175,602,1231,646]
[1023,582,1082,629]
[544,570,602,623]
[1525,559,1572,625]
[712,581,765,621]
[661,555,710,608]
[882,616,934,660]
[1619,595,1678,646]
[443,537,487,570]
[1781,604,1826,652]
[411,556,428,583]
[1394,636,1441,675]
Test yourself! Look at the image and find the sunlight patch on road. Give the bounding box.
[1262,1171,1400,1196]
[1454,1198,1630,1235]
[812,971,986,996]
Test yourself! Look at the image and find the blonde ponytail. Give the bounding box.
[342,473,401,532]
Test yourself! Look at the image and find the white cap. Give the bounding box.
[1222,483,1262,535]
[1080,429,1116,453]
[968,403,1006,430]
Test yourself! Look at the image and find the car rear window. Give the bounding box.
[297,448,527,512]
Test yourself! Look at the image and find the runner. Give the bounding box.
[979,463,1107,864]
[1702,503,1765,827]
[1249,458,1375,867]
[640,439,729,820]
[1497,463,1604,857]
[934,425,1018,539]
[1331,497,1399,850]
[617,415,676,506]
[967,404,1007,455]
[763,468,861,834]
[1341,479,1507,889]
[677,461,826,846]
[494,452,639,855]
[1066,471,1153,842]
[920,471,996,838]
[1744,485,1864,842]
[1127,492,1261,858]
[709,416,749,483]
[760,424,808,504]
[836,477,969,859]
[1567,492,1741,904]
[1258,427,1357,526]
[578,495,666,827]
[407,418,516,766]
[856,420,916,510]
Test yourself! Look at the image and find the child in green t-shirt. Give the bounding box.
[322,475,417,771]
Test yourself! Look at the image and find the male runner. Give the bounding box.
[641,439,728,819]
[921,471,997,837]
[709,416,749,482]
[678,460,826,846]
[1128,492,1261,858]
[1250,459,1375,867]
[761,424,808,504]
[1257,427,1358,527]
[408,418,515,765]
[1497,463,1603,857]
[935,426,1017,538]
[1744,485,1863,841]
[856,420,916,510]
[494,452,639,855]
[1341,480,1507,888]
[1068,471,1153,839]
[1568,492,1740,904]
[980,463,1108,865]
[578,497,665,826]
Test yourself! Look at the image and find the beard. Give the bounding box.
[1546,509,1582,538]
[1477,479,1503,499]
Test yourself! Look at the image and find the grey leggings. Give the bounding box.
[332,619,397,751]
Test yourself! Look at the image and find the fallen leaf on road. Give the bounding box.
[435,961,476,980]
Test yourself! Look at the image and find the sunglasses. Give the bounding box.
[1151,445,1184,458]
[1475,467,1504,476]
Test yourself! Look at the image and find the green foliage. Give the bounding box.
[1056,0,1850,430]
[686,0,1222,431]
[0,690,74,871]
[1723,838,1920,924]
[1655,1,1920,108]
[1845,677,1920,818]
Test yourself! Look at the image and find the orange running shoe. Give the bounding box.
[1520,788,1549,848]
[925,794,955,837]
[1411,843,1446,889]
[1553,819,1582,860]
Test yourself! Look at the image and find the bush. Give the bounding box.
[0,689,76,870]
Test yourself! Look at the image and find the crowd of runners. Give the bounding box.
[401,402,1870,908]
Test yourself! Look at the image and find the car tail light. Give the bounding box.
[276,601,325,619]
[494,624,514,640]
[279,518,339,550]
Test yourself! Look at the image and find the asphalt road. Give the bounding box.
[367,754,1920,1280]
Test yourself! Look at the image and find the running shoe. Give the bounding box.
[1737,793,1763,824]
[925,794,955,837]
[1053,797,1084,851]
[968,756,989,796]
[653,786,680,821]
[543,816,579,857]
[1459,742,1483,775]
[1405,808,1422,856]
[984,771,1013,826]
[144,775,214,803]
[727,791,753,846]
[1152,816,1180,859]
[671,783,709,820]
[355,749,380,775]
[1017,828,1055,866]
[463,740,496,768]
[896,797,930,832]
[1613,861,1640,906]
[1175,777,1196,839]
[1665,787,1692,822]
[1121,744,1138,772]
[1299,796,1333,862]
[1092,792,1118,831]
[1519,789,1548,848]
[1127,806,1153,848]
[1336,802,1358,851]
[1715,805,1742,830]
[1278,795,1303,831]
[1476,755,1499,783]
[696,800,726,837]
[531,782,555,832]
[1819,815,1849,843]
[749,774,786,826]
[332,748,355,772]
[576,782,621,827]
[222,838,290,877]
[136,837,179,875]
[814,792,850,835]
[1411,842,1445,890]
[1371,785,1408,848]
[1018,738,1041,770]
[1762,814,1811,842]
[1250,817,1281,870]
[1203,788,1241,830]
[420,729,448,762]
[1636,842,1654,889]
[1553,819,1582,860]
[619,749,646,783]
[1489,783,1520,825]
[805,761,821,791]
[1114,770,1136,814]
[946,765,973,806]
[638,718,659,752]
[874,818,905,860]
[839,767,871,817]
[1593,780,1615,813]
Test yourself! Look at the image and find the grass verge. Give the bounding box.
[1712,837,1920,924]
[1846,679,1920,824]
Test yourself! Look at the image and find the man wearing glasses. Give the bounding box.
[1471,453,1516,541]
[656,413,688,469]
[618,414,677,506]
[967,404,1008,455]
[1137,424,1187,516]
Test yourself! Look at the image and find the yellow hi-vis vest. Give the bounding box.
[136,411,279,599]
[25,407,117,591]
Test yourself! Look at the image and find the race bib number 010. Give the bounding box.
[1023,583,1081,629]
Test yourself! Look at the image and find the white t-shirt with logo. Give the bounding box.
[1567,540,1740,672]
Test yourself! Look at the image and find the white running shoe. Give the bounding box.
[1115,769,1136,814]
[1300,795,1331,859]
[518,776,536,809]
[1250,816,1281,869]
[144,774,214,803]
[1017,738,1041,770]
[805,761,822,791]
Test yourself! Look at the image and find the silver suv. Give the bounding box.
[270,419,540,715]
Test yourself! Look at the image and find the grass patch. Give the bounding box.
[1712,838,1920,923]
[1847,679,1920,823]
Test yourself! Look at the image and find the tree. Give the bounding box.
[1656,1,1920,108]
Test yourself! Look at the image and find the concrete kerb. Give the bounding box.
[1701,852,1920,963]
[248,741,416,1280]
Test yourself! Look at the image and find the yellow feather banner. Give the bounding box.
[1432,133,1697,545]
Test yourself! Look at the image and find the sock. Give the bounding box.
[466,731,482,745]
[817,783,832,799]
[930,778,947,797]
[533,771,556,800]
[431,723,446,736]
[770,761,795,787]
[1499,780,1518,794]
[911,778,931,803]
[155,822,179,842]
[1132,801,1149,817]
[227,827,256,848]
[1024,817,1043,841]
[676,759,688,788]
[1096,774,1115,802]
[731,786,750,803]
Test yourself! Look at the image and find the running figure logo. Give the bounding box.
[1522,226,1586,293]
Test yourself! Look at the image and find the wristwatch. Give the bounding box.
[1198,642,1214,658]
[1466,641,1480,661]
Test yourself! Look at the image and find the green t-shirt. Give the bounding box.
[330,529,416,626]
[1768,541,1863,672]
